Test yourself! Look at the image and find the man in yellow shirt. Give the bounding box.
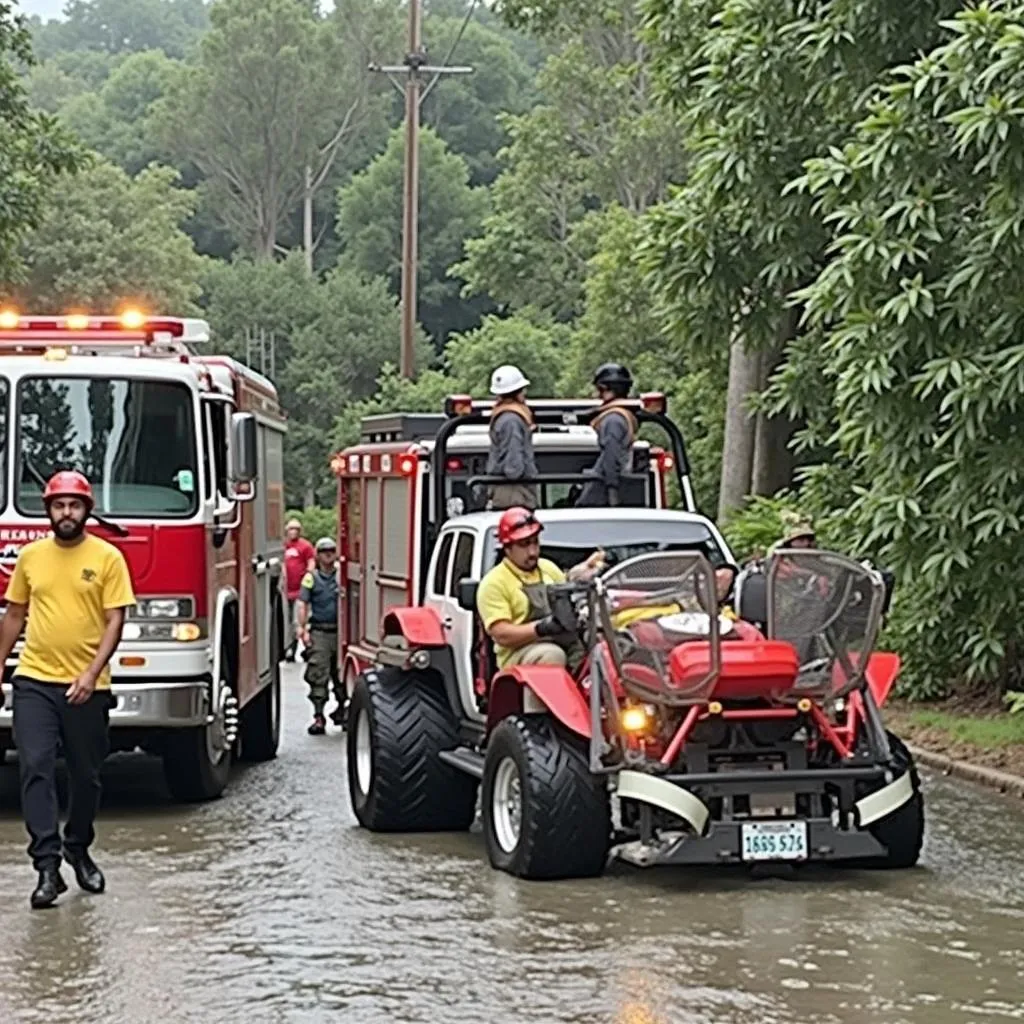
[477,507,600,670]
[0,471,135,909]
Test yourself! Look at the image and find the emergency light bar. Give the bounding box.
[0,312,210,345]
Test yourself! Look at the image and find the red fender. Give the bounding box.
[381,607,446,647]
[488,665,592,739]
[865,652,901,707]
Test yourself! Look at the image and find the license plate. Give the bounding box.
[740,820,808,862]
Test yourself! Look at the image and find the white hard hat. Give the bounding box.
[490,364,530,396]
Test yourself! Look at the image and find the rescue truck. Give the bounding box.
[0,314,287,801]
[332,393,695,687]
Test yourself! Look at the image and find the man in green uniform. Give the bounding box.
[296,537,343,735]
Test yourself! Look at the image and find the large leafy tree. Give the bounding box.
[336,125,490,342]
[153,0,387,260]
[638,0,957,516]
[0,0,81,282]
[789,1,1024,693]
[13,159,204,313]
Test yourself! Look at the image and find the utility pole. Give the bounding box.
[371,0,473,378]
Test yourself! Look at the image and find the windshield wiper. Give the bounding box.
[24,457,130,538]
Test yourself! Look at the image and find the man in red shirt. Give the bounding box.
[284,518,315,661]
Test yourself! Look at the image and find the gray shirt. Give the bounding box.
[487,409,538,482]
[576,410,633,507]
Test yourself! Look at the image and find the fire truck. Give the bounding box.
[0,314,287,802]
[332,393,696,687]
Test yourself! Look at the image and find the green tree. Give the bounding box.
[283,268,429,503]
[13,160,204,313]
[337,125,490,341]
[154,0,385,260]
[419,15,538,184]
[59,49,179,174]
[788,2,1024,694]
[638,0,957,517]
[0,1,81,281]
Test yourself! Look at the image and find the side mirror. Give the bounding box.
[231,412,258,485]
[457,578,479,612]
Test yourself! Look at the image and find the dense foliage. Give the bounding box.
[11,0,1024,697]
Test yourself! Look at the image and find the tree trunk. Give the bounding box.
[717,335,760,521]
[751,307,800,496]
[303,165,314,275]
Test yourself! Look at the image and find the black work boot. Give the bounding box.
[30,867,68,910]
[63,848,105,894]
[307,714,326,736]
[329,702,348,728]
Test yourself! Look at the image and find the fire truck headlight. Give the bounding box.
[134,597,195,619]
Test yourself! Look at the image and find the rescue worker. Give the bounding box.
[576,362,637,508]
[296,537,344,735]
[485,364,538,511]
[283,518,315,661]
[0,471,135,909]
[774,512,816,551]
[476,508,598,670]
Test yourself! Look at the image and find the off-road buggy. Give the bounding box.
[347,516,924,880]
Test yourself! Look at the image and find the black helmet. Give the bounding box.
[593,362,633,394]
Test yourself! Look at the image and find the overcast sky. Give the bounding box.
[17,0,65,18]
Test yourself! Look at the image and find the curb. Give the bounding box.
[908,743,1024,799]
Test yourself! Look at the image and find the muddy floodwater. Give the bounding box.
[1,666,1022,1024]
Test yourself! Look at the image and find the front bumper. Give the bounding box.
[612,765,911,867]
[1,643,212,730]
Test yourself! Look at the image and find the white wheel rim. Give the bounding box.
[355,709,372,796]
[492,757,523,854]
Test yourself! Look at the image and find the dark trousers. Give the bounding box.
[285,598,298,658]
[12,676,111,870]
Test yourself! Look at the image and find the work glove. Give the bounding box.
[534,616,564,638]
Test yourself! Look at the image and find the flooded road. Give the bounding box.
[1,666,1022,1024]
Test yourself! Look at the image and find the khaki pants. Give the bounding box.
[489,483,538,511]
[503,642,566,668]
[304,629,341,713]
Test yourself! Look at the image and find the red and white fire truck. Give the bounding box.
[0,314,287,801]
[332,394,697,688]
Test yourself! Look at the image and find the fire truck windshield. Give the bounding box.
[483,518,726,574]
[15,376,199,518]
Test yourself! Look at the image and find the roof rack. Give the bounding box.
[443,393,668,424]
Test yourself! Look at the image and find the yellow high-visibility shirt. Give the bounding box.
[5,535,136,688]
[476,558,565,668]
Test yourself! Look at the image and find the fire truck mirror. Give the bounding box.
[231,412,258,484]
[457,578,479,612]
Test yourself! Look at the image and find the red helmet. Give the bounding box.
[43,470,94,510]
[497,506,542,546]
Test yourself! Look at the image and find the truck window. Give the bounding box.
[16,377,199,518]
[449,532,475,596]
[432,533,454,595]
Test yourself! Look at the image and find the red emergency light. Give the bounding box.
[653,447,675,473]
[0,311,187,337]
[641,392,667,414]
[445,394,474,418]
[397,454,419,476]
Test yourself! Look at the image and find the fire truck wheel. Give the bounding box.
[238,628,283,763]
[856,731,925,869]
[482,715,610,880]
[347,667,478,832]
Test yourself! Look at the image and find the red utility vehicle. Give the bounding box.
[0,314,287,801]
[335,399,924,879]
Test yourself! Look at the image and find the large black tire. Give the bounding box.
[482,715,610,880]
[859,731,925,869]
[347,667,478,832]
[163,725,232,802]
[238,625,282,763]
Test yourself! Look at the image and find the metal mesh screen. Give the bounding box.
[766,550,884,698]
[596,551,720,703]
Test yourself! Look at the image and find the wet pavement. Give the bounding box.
[1,666,1023,1024]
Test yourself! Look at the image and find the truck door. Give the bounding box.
[250,424,272,680]
[425,529,480,720]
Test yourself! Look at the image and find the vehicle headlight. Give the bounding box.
[124,598,204,642]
